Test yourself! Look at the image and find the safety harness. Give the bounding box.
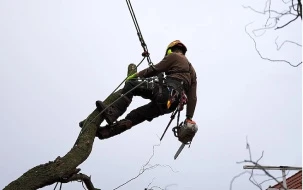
[159,76,189,141]
[156,61,193,142]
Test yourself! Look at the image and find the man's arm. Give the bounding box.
[186,75,197,120]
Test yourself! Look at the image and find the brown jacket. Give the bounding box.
[137,52,197,119]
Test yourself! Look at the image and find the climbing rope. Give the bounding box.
[125,0,154,68]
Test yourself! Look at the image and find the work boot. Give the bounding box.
[96,119,133,140]
[96,95,131,125]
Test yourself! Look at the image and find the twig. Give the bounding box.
[245,22,302,67]
[243,0,302,67]
[275,13,300,29]
[259,170,290,185]
[275,36,302,50]
[113,142,177,190]
[146,178,156,189]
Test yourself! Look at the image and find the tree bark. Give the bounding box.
[4,63,137,190]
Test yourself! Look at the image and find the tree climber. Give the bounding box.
[94,40,197,140]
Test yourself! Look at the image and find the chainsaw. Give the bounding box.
[172,119,198,159]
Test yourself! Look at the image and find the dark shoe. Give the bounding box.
[96,96,131,125]
[96,119,133,140]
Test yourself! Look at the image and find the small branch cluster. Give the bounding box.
[243,0,301,30]
[243,0,302,67]
[230,137,289,190]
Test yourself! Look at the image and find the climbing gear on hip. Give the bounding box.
[166,76,188,92]
[159,91,188,141]
[165,77,188,109]
[166,88,186,109]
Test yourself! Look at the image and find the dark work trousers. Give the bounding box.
[121,79,180,126]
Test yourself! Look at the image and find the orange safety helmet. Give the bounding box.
[165,40,187,56]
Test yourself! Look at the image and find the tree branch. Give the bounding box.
[275,13,300,29]
[60,173,100,190]
[4,63,138,190]
[243,0,302,67]
[245,22,302,67]
[230,137,288,190]
[113,141,178,190]
[275,36,302,50]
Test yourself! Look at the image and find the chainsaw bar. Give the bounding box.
[174,143,186,159]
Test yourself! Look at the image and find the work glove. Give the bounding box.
[126,73,138,81]
[185,116,195,124]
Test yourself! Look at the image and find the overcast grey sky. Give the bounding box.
[0,0,301,190]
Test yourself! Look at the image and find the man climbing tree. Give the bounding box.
[90,40,198,140]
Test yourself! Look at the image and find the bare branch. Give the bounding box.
[149,186,164,190]
[275,36,302,50]
[265,0,272,26]
[113,142,177,190]
[145,179,177,190]
[282,0,292,4]
[230,171,249,190]
[298,0,302,18]
[231,137,290,190]
[245,22,302,67]
[243,0,302,67]
[242,5,268,14]
[275,13,300,29]
[146,178,156,189]
[248,151,264,190]
[230,170,290,190]
[4,64,138,190]
[258,170,290,185]
[243,160,287,190]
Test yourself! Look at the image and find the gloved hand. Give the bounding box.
[126,73,138,81]
[185,116,195,124]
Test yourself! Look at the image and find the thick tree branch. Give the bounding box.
[4,63,138,190]
[4,107,103,190]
